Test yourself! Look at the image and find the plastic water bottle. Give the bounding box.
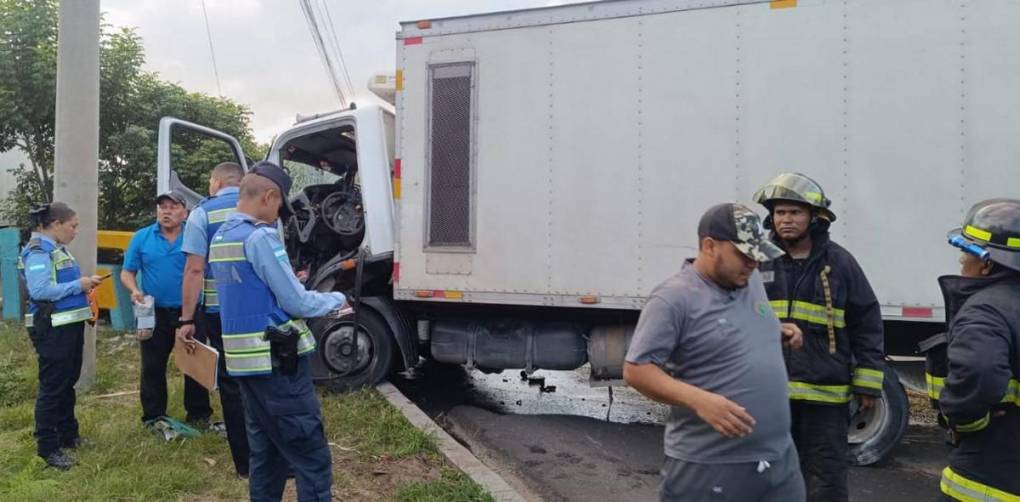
[134,295,155,341]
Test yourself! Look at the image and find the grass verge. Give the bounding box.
[0,321,492,501]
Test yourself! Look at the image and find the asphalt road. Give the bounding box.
[395,363,950,501]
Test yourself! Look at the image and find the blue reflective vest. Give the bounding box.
[198,191,238,311]
[209,218,315,377]
[18,238,90,327]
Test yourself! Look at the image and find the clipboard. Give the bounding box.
[172,339,220,391]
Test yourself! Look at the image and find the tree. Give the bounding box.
[0,0,266,230]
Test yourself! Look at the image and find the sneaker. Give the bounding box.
[63,437,92,449]
[43,450,75,470]
[208,421,228,438]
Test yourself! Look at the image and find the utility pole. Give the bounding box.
[53,0,101,391]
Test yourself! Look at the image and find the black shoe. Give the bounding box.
[63,437,92,449]
[43,450,75,470]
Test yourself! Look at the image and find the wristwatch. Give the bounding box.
[177,318,195,326]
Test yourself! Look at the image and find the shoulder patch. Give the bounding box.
[761,270,775,283]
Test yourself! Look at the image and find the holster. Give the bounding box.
[34,301,55,332]
[264,324,299,375]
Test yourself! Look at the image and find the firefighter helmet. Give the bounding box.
[948,198,1020,272]
[753,172,837,223]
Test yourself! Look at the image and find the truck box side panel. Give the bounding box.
[548,19,642,297]
[638,6,738,291]
[967,1,1020,206]
[394,0,1019,316]
[844,0,961,310]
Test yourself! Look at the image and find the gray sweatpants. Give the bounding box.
[660,445,805,502]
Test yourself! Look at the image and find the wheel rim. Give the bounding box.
[848,395,888,445]
[321,322,374,376]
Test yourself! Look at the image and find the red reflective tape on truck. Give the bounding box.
[404,37,423,46]
[392,262,400,283]
[902,307,933,318]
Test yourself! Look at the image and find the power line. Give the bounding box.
[200,0,223,96]
[298,0,348,107]
[320,0,356,99]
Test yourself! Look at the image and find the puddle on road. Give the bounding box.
[393,362,670,425]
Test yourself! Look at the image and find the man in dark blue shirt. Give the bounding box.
[121,191,212,426]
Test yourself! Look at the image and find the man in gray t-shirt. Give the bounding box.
[624,203,807,502]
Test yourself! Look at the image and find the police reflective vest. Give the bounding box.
[17,237,91,328]
[208,218,315,377]
[197,191,238,311]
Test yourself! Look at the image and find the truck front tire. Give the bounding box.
[308,308,395,392]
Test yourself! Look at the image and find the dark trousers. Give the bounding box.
[140,307,211,422]
[29,321,84,458]
[790,401,849,502]
[199,308,251,476]
[239,356,332,501]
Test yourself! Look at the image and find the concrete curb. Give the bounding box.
[376,382,527,502]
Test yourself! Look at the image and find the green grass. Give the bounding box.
[395,469,495,502]
[0,321,491,501]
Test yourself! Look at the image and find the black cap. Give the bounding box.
[250,161,292,197]
[155,190,186,205]
[698,203,785,262]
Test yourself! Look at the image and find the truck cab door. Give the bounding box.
[156,117,249,207]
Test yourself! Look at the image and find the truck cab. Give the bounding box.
[157,101,412,392]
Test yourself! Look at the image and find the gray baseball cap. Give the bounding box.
[155,190,186,206]
[698,203,785,262]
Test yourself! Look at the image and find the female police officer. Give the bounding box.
[20,202,102,470]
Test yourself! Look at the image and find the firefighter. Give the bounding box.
[753,173,885,502]
[925,198,1020,500]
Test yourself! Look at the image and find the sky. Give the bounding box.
[102,0,586,143]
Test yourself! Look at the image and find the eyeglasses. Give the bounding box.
[948,234,990,261]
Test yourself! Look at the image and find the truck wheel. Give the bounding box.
[847,366,909,466]
[308,309,394,393]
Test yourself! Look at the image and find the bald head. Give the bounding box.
[239,172,278,200]
[237,172,284,223]
[212,162,244,187]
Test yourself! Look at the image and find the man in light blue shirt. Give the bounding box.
[176,162,250,477]
[121,190,212,425]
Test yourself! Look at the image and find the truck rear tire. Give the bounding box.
[308,309,394,393]
[847,365,909,466]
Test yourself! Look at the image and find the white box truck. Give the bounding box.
[157,0,1020,465]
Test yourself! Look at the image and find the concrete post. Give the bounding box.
[53,0,101,391]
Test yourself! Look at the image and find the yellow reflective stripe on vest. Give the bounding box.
[853,367,884,390]
[956,413,990,433]
[209,242,245,263]
[226,352,274,375]
[286,319,316,355]
[1006,379,1020,406]
[202,278,219,307]
[222,332,272,353]
[770,300,846,328]
[941,466,1020,501]
[788,381,852,404]
[223,320,316,376]
[27,307,91,328]
[52,307,92,327]
[927,373,946,400]
[207,208,235,224]
[926,375,1019,406]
